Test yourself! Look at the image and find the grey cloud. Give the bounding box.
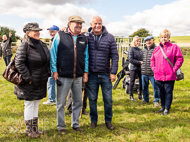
[28,0,94,5]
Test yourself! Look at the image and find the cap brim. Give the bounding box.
[70,20,85,23]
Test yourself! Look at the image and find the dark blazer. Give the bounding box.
[14,38,50,100]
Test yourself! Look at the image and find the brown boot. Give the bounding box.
[25,119,40,138]
[33,117,43,135]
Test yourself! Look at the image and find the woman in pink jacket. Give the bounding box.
[150,29,184,115]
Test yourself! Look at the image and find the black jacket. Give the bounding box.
[141,44,155,76]
[14,38,50,101]
[128,47,143,71]
[0,37,12,58]
[57,30,87,78]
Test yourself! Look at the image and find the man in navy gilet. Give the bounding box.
[86,16,119,130]
[50,15,89,134]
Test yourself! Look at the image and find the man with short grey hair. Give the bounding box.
[50,15,89,134]
[141,36,160,106]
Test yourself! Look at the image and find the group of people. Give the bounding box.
[128,30,184,116]
[12,15,118,138]
[2,15,184,139]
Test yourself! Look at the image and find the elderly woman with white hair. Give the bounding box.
[128,36,143,101]
[0,32,13,66]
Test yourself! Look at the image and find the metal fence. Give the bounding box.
[115,36,146,60]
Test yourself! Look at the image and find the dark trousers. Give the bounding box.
[129,70,142,93]
[67,85,88,113]
[3,54,12,66]
[156,81,175,109]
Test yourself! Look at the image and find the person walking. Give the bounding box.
[0,32,13,66]
[141,36,160,106]
[43,25,59,105]
[14,23,50,138]
[128,36,143,101]
[151,29,184,115]
[50,15,89,134]
[86,16,119,130]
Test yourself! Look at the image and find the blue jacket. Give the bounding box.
[85,26,118,75]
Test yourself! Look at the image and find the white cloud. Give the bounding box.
[0,0,190,38]
[107,0,190,36]
[0,1,103,38]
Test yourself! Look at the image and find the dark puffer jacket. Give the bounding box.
[128,46,143,71]
[14,38,50,101]
[0,37,12,58]
[141,44,155,76]
[86,26,118,75]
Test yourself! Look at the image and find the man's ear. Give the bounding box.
[90,23,92,27]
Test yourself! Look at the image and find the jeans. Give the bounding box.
[141,75,160,103]
[87,73,112,122]
[156,81,175,109]
[3,54,12,66]
[56,77,83,130]
[47,76,56,103]
[67,85,88,113]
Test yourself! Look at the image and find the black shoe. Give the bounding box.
[59,129,66,135]
[105,122,114,130]
[141,100,149,104]
[155,107,165,113]
[138,93,142,100]
[129,96,136,101]
[161,108,169,116]
[90,122,97,129]
[72,127,84,132]
[82,110,88,115]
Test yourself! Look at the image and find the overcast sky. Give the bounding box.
[0,0,189,38]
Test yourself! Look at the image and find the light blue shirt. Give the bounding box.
[50,33,89,73]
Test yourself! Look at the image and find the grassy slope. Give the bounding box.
[0,55,190,142]
[154,36,190,43]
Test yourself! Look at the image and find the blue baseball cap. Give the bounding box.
[144,36,154,42]
[47,25,59,31]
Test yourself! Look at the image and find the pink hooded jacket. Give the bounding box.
[150,41,184,81]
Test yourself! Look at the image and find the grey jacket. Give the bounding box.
[141,44,155,76]
[0,37,12,58]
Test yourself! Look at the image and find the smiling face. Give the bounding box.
[146,39,154,48]
[69,21,82,34]
[2,35,7,41]
[27,30,40,40]
[160,34,170,45]
[49,30,58,39]
[90,16,102,35]
[135,40,141,47]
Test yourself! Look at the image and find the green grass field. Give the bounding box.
[0,54,190,142]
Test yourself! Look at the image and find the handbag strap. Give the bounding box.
[159,46,174,67]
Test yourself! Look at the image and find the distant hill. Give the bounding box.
[154,36,190,43]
